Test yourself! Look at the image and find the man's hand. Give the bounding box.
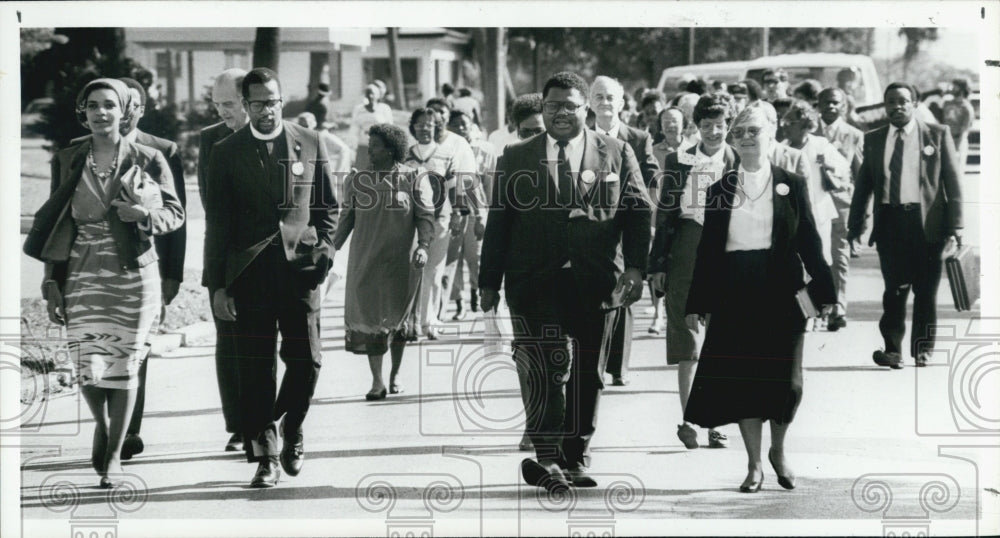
[473,219,486,240]
[685,314,705,332]
[941,234,960,259]
[212,288,237,321]
[648,272,667,294]
[161,278,181,305]
[412,247,428,268]
[449,216,464,238]
[111,200,151,223]
[44,282,66,326]
[846,228,861,245]
[480,287,500,313]
[615,268,644,305]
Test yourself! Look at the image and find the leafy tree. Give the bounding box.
[899,28,939,78]
[253,28,281,71]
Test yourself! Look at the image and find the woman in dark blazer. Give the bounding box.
[683,105,835,493]
[23,79,184,487]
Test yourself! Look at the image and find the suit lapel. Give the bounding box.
[580,130,605,200]
[916,120,933,192]
[770,165,791,250]
[106,140,136,206]
[870,126,889,198]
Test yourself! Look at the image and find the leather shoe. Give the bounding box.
[250,458,280,488]
[768,449,796,490]
[280,440,304,477]
[873,350,903,369]
[915,352,930,367]
[707,429,728,449]
[676,423,699,449]
[225,433,243,452]
[827,314,847,332]
[739,470,764,493]
[564,463,598,488]
[520,458,570,492]
[611,375,629,386]
[120,434,144,460]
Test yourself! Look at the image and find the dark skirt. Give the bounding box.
[683,249,806,428]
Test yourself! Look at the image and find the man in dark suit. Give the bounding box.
[69,77,188,461]
[589,75,660,387]
[205,68,338,488]
[848,82,962,369]
[198,68,248,453]
[816,87,865,331]
[479,72,651,491]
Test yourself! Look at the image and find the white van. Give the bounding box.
[656,61,749,100]
[742,53,883,107]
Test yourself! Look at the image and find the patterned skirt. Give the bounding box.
[64,222,161,389]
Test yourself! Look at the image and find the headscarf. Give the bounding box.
[76,78,134,131]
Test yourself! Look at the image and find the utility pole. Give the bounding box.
[387,27,407,109]
[688,27,695,64]
[481,27,505,134]
[762,27,770,57]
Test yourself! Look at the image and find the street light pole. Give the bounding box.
[688,27,695,64]
[762,27,770,57]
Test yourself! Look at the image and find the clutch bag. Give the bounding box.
[118,164,163,210]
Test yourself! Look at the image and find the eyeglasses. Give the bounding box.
[542,101,583,114]
[247,99,283,113]
[730,127,763,139]
[413,121,436,129]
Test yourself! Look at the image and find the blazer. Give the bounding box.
[70,131,187,282]
[770,143,811,183]
[23,140,185,287]
[197,121,236,287]
[685,165,836,317]
[479,130,651,312]
[204,121,339,292]
[816,119,864,205]
[606,123,660,189]
[848,120,962,246]
[648,143,738,274]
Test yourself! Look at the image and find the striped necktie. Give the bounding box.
[888,129,903,205]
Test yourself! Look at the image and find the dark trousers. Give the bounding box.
[510,269,617,468]
[604,306,632,378]
[126,355,148,435]
[875,206,945,358]
[231,243,323,463]
[213,307,242,434]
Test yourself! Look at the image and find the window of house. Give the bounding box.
[224,50,250,70]
[362,57,420,105]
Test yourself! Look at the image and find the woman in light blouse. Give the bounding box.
[683,105,835,492]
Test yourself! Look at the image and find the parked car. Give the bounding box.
[743,53,883,107]
[21,97,53,138]
[656,61,749,101]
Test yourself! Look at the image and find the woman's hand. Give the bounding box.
[44,281,66,326]
[412,247,428,268]
[685,314,704,332]
[111,200,151,223]
[648,272,667,294]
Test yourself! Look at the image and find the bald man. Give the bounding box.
[199,68,249,452]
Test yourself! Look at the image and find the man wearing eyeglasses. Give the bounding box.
[762,68,790,102]
[205,67,339,488]
[480,72,651,492]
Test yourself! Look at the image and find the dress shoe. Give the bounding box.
[365,388,388,401]
[520,458,570,492]
[873,350,904,369]
[451,300,465,321]
[389,381,404,394]
[225,433,243,452]
[611,375,629,386]
[914,352,931,368]
[250,458,281,488]
[707,429,728,448]
[120,434,144,460]
[470,293,479,313]
[827,314,847,332]
[423,327,440,341]
[564,463,598,488]
[739,470,764,493]
[518,432,533,451]
[768,449,796,490]
[676,423,699,449]
[280,439,304,477]
[648,318,665,335]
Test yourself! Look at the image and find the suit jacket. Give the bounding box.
[770,143,811,183]
[685,165,835,317]
[204,121,339,292]
[24,140,185,287]
[197,121,236,287]
[479,130,651,312]
[71,130,187,282]
[848,120,962,246]
[648,143,738,274]
[606,123,660,189]
[816,119,864,205]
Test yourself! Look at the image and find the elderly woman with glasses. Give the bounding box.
[23,78,184,487]
[682,105,835,493]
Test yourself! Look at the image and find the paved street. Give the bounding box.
[16,174,996,536]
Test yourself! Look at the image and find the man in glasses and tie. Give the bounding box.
[205,67,339,488]
[848,82,962,370]
[479,72,651,491]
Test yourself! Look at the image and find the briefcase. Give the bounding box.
[945,246,980,311]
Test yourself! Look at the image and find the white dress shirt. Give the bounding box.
[681,145,726,225]
[820,117,843,141]
[882,120,920,204]
[726,164,774,252]
[596,121,622,139]
[545,131,585,185]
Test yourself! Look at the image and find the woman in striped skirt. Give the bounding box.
[23,78,185,487]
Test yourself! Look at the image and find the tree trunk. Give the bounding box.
[481,28,505,134]
[308,51,326,99]
[253,28,281,71]
[387,27,407,109]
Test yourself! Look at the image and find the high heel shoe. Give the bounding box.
[365,388,387,401]
[739,470,764,493]
[768,449,796,490]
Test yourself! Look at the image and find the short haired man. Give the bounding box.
[941,77,975,176]
[198,68,248,453]
[205,67,339,487]
[510,93,545,143]
[480,71,651,491]
[762,68,789,101]
[848,82,962,369]
[304,82,331,127]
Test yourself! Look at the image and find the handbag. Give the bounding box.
[118,164,163,210]
[945,245,980,311]
[483,298,515,356]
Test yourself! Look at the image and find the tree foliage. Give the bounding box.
[253,28,281,71]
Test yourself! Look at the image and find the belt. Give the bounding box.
[882,203,920,211]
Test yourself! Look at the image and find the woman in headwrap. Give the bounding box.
[350,83,395,169]
[23,78,185,487]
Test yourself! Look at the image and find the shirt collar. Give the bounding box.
[697,143,726,163]
[547,130,585,151]
[250,120,284,141]
[123,129,139,144]
[890,119,916,138]
[821,116,843,131]
[596,120,621,138]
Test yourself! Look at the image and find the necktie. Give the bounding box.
[556,140,573,207]
[888,129,903,205]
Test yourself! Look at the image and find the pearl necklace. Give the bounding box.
[88,144,119,184]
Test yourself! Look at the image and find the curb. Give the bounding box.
[149,321,215,357]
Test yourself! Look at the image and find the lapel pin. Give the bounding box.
[776,183,790,196]
[291,161,305,176]
[603,172,620,183]
[922,145,935,156]
[581,170,596,184]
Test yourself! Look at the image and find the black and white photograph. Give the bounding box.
[2,2,998,536]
